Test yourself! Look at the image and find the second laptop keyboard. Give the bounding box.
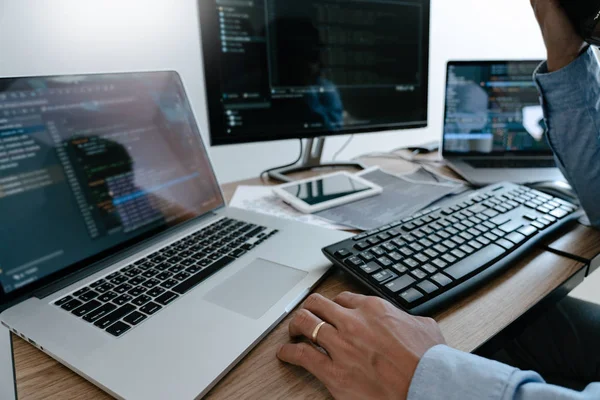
[323,182,580,315]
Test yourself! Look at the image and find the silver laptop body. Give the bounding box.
[0,72,350,399]
[442,60,564,186]
[0,327,17,400]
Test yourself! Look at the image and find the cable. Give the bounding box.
[259,139,304,182]
[332,135,354,161]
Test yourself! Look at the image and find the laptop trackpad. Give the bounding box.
[204,259,308,320]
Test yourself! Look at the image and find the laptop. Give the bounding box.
[441,60,564,185]
[0,327,16,400]
[0,72,350,399]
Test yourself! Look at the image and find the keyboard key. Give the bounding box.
[414,254,429,263]
[106,321,131,337]
[431,273,453,287]
[518,225,538,237]
[371,270,397,284]
[410,269,427,280]
[354,241,369,251]
[156,291,179,306]
[531,221,546,230]
[442,254,457,264]
[114,284,133,294]
[476,237,491,246]
[55,296,73,307]
[382,243,396,253]
[499,220,522,233]
[147,287,166,298]
[384,275,415,293]
[73,287,90,297]
[506,232,526,245]
[422,264,437,274]
[550,209,569,219]
[142,279,161,289]
[98,292,119,303]
[96,282,115,293]
[140,302,162,315]
[160,279,179,289]
[72,300,102,317]
[334,249,352,259]
[123,311,147,326]
[432,259,448,269]
[359,252,375,262]
[424,249,439,258]
[83,303,117,323]
[360,262,381,274]
[173,272,191,281]
[90,280,104,289]
[400,288,424,304]
[172,256,236,295]
[79,290,99,302]
[113,294,133,306]
[376,257,393,268]
[497,239,515,250]
[132,295,152,307]
[459,244,475,254]
[468,240,483,250]
[110,275,128,285]
[444,245,505,281]
[127,287,146,297]
[371,247,386,257]
[417,280,439,295]
[402,258,420,269]
[345,257,364,268]
[94,304,136,330]
[451,249,466,259]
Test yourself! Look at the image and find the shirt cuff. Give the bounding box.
[407,345,518,400]
[534,47,599,113]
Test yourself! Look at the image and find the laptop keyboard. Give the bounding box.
[54,218,278,337]
[466,159,556,169]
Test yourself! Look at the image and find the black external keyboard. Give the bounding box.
[466,159,556,169]
[55,217,278,337]
[322,182,580,315]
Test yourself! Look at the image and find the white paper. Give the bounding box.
[229,186,350,230]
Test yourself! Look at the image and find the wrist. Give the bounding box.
[547,43,588,72]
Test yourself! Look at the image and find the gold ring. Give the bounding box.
[311,321,326,344]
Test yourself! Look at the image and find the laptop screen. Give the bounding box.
[442,60,550,155]
[0,72,224,300]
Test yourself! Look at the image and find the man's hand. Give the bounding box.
[276,292,446,400]
[530,0,587,72]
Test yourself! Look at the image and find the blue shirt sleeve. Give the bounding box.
[408,345,600,400]
[533,47,600,227]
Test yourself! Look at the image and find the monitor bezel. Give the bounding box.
[442,59,552,158]
[0,71,226,308]
[199,0,431,146]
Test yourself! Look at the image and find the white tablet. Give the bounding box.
[273,171,383,214]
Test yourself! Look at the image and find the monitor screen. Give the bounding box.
[0,72,224,301]
[200,0,430,145]
[443,60,550,155]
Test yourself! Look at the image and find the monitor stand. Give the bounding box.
[268,137,366,182]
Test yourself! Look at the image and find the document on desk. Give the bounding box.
[229,186,350,230]
[315,167,466,231]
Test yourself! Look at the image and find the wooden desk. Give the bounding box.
[542,223,600,275]
[11,156,589,399]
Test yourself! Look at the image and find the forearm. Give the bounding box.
[534,47,600,227]
[408,345,600,400]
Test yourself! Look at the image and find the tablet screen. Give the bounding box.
[282,175,371,205]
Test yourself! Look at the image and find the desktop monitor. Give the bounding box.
[199,0,431,180]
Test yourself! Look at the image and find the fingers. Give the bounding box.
[277,342,333,383]
[302,294,348,327]
[333,291,367,309]
[289,309,339,349]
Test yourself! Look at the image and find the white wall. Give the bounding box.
[0,0,546,183]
